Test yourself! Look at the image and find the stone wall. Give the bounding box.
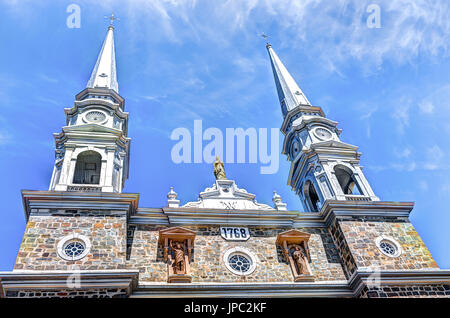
[126,225,346,283]
[335,217,438,274]
[5,288,127,298]
[360,284,450,298]
[328,218,357,278]
[14,214,127,271]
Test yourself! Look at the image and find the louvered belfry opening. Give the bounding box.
[334,165,362,195]
[73,151,101,185]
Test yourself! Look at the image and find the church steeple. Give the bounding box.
[266,43,311,116]
[86,24,118,92]
[266,43,379,212]
[49,21,130,193]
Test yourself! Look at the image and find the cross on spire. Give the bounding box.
[105,13,119,27]
[261,32,270,44]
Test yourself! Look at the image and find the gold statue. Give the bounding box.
[213,156,227,180]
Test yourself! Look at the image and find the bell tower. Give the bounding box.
[266,43,378,212]
[49,22,130,193]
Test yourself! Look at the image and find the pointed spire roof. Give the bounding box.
[266,43,311,114]
[87,25,118,93]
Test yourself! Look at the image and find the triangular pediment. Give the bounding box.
[276,229,311,245]
[63,124,121,135]
[312,140,358,151]
[158,226,196,243]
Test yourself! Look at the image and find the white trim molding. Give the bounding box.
[57,233,91,261]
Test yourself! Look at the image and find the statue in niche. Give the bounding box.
[170,240,186,274]
[213,156,227,180]
[290,244,309,275]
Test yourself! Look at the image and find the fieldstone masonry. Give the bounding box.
[360,284,450,298]
[15,214,127,271]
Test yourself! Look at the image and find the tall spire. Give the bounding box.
[87,24,118,93]
[266,43,311,116]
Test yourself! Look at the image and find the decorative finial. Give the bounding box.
[105,13,119,27]
[272,190,281,203]
[213,156,227,180]
[272,190,287,211]
[167,187,180,208]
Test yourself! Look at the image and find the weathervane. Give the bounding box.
[105,13,119,27]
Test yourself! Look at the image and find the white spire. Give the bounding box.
[87,25,118,92]
[266,44,311,115]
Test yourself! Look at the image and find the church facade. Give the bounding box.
[1,23,449,298]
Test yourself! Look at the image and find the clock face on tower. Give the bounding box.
[313,127,332,141]
[85,110,107,124]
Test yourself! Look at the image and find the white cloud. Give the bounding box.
[392,101,410,135]
[394,147,411,158]
[38,74,59,84]
[418,100,434,114]
[76,0,450,71]
[424,145,445,170]
[419,180,429,191]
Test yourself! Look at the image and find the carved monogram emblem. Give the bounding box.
[220,201,237,210]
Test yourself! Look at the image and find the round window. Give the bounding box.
[57,234,91,261]
[375,236,402,258]
[63,240,86,258]
[223,247,257,276]
[228,254,252,274]
[379,241,396,256]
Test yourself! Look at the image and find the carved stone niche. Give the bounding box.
[276,229,314,282]
[158,227,196,283]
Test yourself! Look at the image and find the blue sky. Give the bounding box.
[0,0,449,270]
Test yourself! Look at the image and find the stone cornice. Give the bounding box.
[320,200,414,227]
[2,269,449,298]
[280,106,326,135]
[21,190,139,221]
[133,281,352,298]
[75,88,124,109]
[129,200,414,228]
[53,127,131,152]
[163,207,301,227]
[0,270,139,298]
[20,190,413,227]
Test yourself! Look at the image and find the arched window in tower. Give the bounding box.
[73,151,102,185]
[304,180,321,212]
[334,166,363,195]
